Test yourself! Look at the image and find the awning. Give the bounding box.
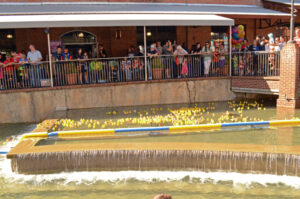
[0,14,234,29]
[0,2,290,17]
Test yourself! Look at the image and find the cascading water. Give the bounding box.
[10,150,300,176]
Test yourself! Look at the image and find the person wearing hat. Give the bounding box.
[147,43,158,80]
[173,45,188,78]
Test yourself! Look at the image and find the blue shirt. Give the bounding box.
[27,50,42,62]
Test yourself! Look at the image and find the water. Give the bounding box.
[2,102,300,198]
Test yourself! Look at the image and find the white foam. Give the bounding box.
[1,154,300,188]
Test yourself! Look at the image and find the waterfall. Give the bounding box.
[10,150,300,176]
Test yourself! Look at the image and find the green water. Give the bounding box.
[2,102,300,198]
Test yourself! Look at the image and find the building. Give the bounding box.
[0,0,296,58]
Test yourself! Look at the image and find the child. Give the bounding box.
[122,58,132,81]
[132,58,141,80]
[212,47,220,76]
[83,52,89,83]
[181,57,188,78]
[232,54,239,76]
[238,56,245,76]
[18,53,28,88]
[219,44,226,76]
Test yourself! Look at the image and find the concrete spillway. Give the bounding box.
[6,139,300,175]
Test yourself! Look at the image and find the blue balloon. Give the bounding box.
[232,33,239,40]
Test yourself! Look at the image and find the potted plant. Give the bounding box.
[151,57,164,80]
[65,61,78,85]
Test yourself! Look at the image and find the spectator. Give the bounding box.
[219,44,227,76]
[256,35,262,49]
[128,46,135,58]
[174,45,188,78]
[249,40,259,75]
[27,44,42,63]
[249,40,259,52]
[53,46,66,86]
[54,46,63,61]
[135,45,144,56]
[152,194,172,199]
[181,57,188,78]
[202,42,212,77]
[162,40,173,55]
[76,48,87,84]
[122,57,132,81]
[279,36,286,50]
[18,52,29,88]
[241,39,249,52]
[274,37,281,52]
[11,50,22,88]
[27,44,43,87]
[99,44,108,58]
[3,54,14,89]
[147,44,158,80]
[191,42,202,77]
[132,57,143,80]
[83,52,90,83]
[212,47,220,76]
[295,28,300,44]
[191,42,201,54]
[156,41,163,55]
[62,48,72,60]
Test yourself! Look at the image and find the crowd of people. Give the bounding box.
[0,34,286,89]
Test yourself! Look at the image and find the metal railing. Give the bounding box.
[231,51,280,76]
[0,52,280,90]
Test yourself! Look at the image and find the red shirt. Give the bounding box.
[4,59,14,73]
[213,51,219,63]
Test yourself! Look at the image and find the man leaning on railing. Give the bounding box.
[27,44,43,87]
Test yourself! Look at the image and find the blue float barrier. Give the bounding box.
[16,119,300,140]
[115,126,170,133]
[221,121,270,127]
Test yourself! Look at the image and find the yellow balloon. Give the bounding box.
[238,31,245,39]
[238,25,244,32]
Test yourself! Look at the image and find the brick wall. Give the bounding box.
[232,76,280,91]
[0,0,262,5]
[277,43,300,109]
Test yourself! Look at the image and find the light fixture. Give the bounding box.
[115,29,122,39]
[146,31,152,36]
[6,34,13,39]
[78,32,84,38]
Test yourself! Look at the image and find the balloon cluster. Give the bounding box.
[232,25,245,49]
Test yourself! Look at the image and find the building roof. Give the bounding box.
[0,14,234,29]
[264,0,300,6]
[0,2,290,16]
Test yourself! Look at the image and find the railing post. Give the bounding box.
[143,26,148,81]
[46,28,54,87]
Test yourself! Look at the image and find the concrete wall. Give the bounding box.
[0,78,234,123]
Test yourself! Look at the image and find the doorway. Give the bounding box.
[60,30,98,58]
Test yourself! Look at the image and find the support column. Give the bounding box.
[277,43,300,109]
[143,26,148,81]
[46,28,54,87]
